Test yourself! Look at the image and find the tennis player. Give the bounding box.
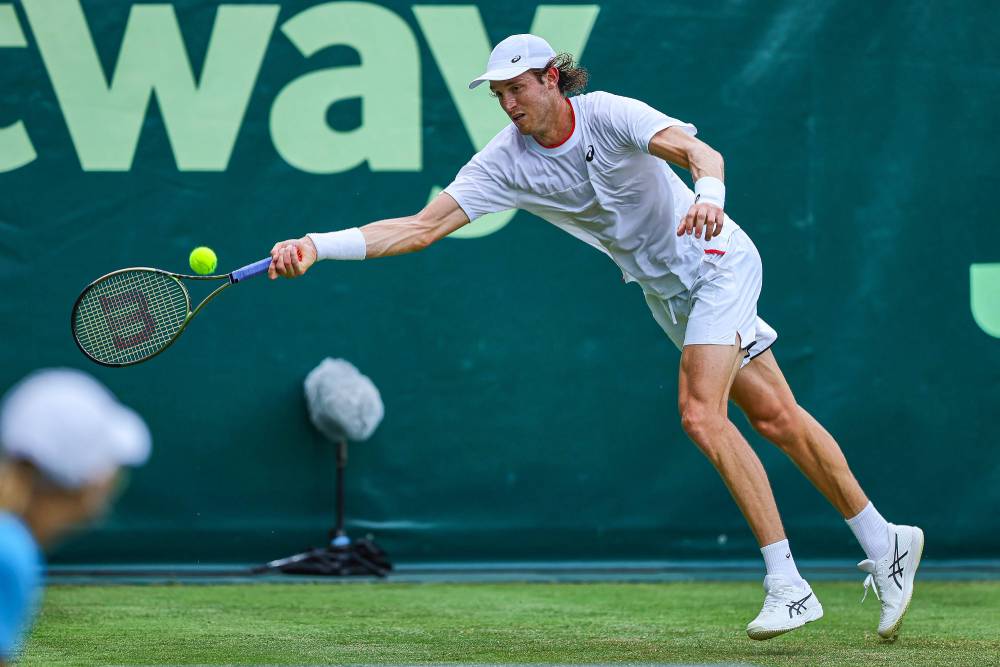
[0,369,150,663]
[268,34,923,640]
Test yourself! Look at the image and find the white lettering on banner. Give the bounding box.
[0,4,36,172]
[970,264,1000,338]
[414,4,599,238]
[270,2,421,173]
[1,2,600,238]
[22,0,277,171]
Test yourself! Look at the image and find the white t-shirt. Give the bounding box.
[444,91,741,299]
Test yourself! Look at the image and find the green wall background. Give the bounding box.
[1,0,997,564]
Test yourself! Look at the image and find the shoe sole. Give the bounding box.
[879,526,924,640]
[747,608,824,641]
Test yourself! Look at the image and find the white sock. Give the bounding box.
[846,502,890,560]
[760,539,806,586]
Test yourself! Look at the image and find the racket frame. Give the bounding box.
[70,267,240,368]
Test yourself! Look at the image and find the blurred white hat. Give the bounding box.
[469,34,556,89]
[0,368,151,489]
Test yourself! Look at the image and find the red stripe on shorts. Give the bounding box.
[704,249,726,256]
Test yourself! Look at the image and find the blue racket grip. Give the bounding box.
[230,257,273,283]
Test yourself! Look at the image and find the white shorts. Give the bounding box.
[644,229,777,367]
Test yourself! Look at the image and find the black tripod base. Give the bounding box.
[254,537,392,577]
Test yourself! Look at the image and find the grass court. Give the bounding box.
[22,581,999,666]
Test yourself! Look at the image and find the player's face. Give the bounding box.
[490,69,561,135]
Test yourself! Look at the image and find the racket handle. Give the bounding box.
[230,257,273,283]
[230,248,304,283]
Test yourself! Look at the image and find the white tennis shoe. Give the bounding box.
[858,523,925,640]
[746,575,823,640]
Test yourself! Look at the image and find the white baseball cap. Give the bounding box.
[0,368,151,489]
[469,34,557,89]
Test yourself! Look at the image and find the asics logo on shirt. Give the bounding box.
[586,145,595,162]
[511,55,522,63]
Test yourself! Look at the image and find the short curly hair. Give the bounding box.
[530,53,589,95]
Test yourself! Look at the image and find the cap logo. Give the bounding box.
[511,55,521,63]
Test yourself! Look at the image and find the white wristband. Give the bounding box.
[694,176,725,209]
[307,228,367,261]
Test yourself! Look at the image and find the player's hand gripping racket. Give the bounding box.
[71,251,299,367]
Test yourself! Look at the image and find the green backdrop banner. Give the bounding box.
[1,0,997,563]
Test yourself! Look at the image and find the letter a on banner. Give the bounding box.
[270,2,421,174]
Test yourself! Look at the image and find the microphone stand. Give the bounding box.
[254,438,392,577]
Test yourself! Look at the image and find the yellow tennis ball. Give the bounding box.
[189,246,217,275]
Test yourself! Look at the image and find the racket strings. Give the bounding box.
[75,271,186,362]
[73,270,189,365]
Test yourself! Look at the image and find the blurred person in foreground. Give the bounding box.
[267,34,924,640]
[0,369,150,664]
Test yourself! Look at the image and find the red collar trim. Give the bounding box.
[538,99,575,149]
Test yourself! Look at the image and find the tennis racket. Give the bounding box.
[71,251,297,367]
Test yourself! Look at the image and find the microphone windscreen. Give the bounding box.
[303,358,384,442]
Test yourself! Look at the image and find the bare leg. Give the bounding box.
[679,342,786,546]
[731,349,868,518]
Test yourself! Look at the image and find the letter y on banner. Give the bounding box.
[971,263,1000,338]
[415,4,600,239]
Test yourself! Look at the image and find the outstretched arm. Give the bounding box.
[268,192,470,279]
[648,126,726,241]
